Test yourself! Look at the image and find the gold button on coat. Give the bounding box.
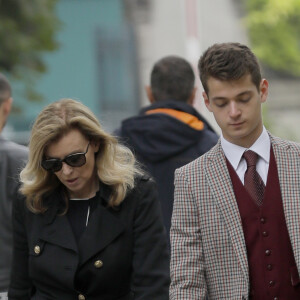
[78,294,85,300]
[94,260,103,268]
[34,245,41,255]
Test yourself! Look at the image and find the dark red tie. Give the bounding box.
[243,150,265,206]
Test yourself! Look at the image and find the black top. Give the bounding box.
[67,194,98,242]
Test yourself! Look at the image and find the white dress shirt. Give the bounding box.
[221,127,271,185]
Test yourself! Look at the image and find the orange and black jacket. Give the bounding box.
[115,100,218,241]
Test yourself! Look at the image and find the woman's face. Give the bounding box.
[45,129,99,199]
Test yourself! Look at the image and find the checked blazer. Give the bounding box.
[170,133,300,299]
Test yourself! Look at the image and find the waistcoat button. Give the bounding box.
[78,294,85,300]
[267,264,273,270]
[260,217,266,224]
[262,231,268,237]
[265,249,271,256]
[269,280,275,286]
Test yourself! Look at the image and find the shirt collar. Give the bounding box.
[221,127,271,170]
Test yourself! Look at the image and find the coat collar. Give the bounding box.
[40,183,125,264]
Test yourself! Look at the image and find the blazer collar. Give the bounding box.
[270,133,300,270]
[206,141,249,284]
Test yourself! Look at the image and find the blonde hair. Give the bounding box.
[20,98,143,213]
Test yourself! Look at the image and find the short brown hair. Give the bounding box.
[198,43,262,94]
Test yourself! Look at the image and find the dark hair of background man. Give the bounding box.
[151,56,195,102]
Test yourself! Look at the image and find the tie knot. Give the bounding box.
[243,150,258,167]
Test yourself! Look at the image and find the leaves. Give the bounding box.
[0,0,61,100]
[245,0,300,76]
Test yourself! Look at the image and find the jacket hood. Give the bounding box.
[118,100,217,162]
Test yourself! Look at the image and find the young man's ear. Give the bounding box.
[260,79,269,104]
[145,86,156,104]
[187,87,197,105]
[203,91,212,112]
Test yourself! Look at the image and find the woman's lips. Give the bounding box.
[66,178,78,184]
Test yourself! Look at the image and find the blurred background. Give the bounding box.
[1,0,300,144]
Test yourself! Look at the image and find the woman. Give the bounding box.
[8,99,170,300]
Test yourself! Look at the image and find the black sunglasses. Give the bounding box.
[42,142,90,172]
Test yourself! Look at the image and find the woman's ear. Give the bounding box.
[93,140,100,153]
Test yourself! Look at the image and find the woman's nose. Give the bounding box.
[61,162,73,175]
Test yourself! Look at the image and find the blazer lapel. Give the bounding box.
[205,141,249,283]
[78,185,125,265]
[271,135,300,270]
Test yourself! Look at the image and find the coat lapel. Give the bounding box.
[40,190,78,253]
[205,141,249,283]
[78,184,125,265]
[271,135,300,270]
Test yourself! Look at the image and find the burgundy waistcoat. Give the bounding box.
[226,147,300,300]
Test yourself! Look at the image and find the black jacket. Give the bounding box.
[8,176,170,300]
[115,101,219,239]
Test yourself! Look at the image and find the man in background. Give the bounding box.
[115,56,218,241]
[0,73,28,299]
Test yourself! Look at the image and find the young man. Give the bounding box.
[170,43,300,299]
[116,56,218,243]
[0,73,28,299]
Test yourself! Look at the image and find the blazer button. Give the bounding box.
[94,260,103,268]
[78,294,85,300]
[34,245,41,255]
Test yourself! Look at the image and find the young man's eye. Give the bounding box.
[216,102,226,108]
[240,97,250,103]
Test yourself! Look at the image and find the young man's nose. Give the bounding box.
[228,102,241,118]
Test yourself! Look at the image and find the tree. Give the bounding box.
[0,0,61,101]
[246,0,300,77]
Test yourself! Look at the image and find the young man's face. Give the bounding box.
[203,74,268,148]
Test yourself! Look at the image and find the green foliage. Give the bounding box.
[0,0,61,101]
[246,0,300,77]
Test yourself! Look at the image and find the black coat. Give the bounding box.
[8,176,170,300]
[115,101,219,240]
